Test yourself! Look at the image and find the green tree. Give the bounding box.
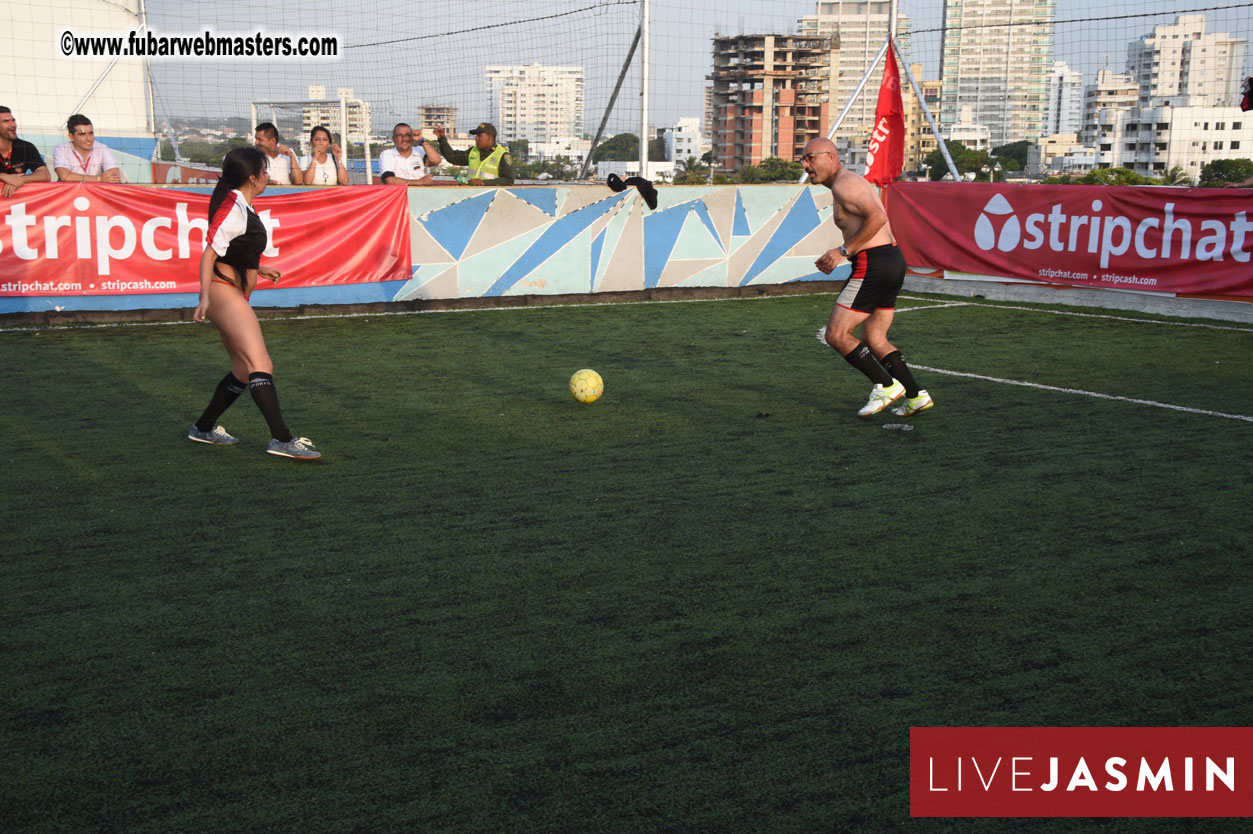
[1199,158,1253,187]
[1158,165,1192,186]
[515,155,579,181]
[593,133,638,162]
[673,156,709,185]
[510,138,530,163]
[758,156,803,182]
[924,141,992,181]
[592,133,670,163]
[733,164,765,183]
[1078,167,1158,186]
[991,140,1029,171]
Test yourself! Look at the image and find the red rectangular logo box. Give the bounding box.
[910,727,1253,817]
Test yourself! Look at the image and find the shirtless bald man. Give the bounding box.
[803,137,933,418]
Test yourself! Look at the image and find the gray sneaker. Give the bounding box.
[266,436,321,460]
[188,424,240,445]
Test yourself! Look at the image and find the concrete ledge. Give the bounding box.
[4,276,1249,327]
[904,275,1253,324]
[0,281,849,327]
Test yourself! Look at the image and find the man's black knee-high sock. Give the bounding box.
[248,372,293,442]
[842,342,894,386]
[195,373,248,432]
[880,350,921,398]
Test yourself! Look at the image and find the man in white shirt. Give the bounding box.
[254,122,300,185]
[52,114,121,183]
[379,122,443,186]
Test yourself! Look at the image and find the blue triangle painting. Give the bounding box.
[732,189,751,237]
[483,199,617,296]
[419,191,495,260]
[506,188,559,216]
[739,189,821,286]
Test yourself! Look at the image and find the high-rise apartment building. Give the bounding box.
[666,117,704,163]
[416,106,457,135]
[485,64,584,144]
[709,34,836,173]
[1044,61,1083,136]
[300,86,372,144]
[796,1,911,141]
[1126,14,1247,108]
[1079,66,1138,154]
[939,0,1055,146]
[902,64,942,173]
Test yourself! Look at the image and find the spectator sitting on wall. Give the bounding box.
[298,125,349,186]
[434,122,514,186]
[53,114,122,183]
[379,122,442,186]
[0,105,50,197]
[254,122,299,185]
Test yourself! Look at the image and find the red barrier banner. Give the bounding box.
[0,183,411,297]
[911,727,1253,817]
[885,183,1253,297]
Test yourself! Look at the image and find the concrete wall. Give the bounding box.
[397,184,842,301]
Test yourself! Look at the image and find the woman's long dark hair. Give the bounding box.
[208,146,267,220]
[310,125,335,163]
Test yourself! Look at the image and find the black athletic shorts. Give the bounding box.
[835,243,906,313]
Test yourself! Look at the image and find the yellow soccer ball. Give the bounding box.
[569,368,604,403]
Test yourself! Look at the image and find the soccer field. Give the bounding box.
[2,292,1251,833]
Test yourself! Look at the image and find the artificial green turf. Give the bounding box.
[2,293,1250,833]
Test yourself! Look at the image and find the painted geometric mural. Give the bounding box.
[394,185,841,301]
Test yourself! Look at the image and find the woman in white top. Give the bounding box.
[299,125,349,186]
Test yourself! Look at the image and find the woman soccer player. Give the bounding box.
[187,146,321,459]
[299,125,349,186]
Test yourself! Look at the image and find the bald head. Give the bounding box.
[801,137,841,186]
[803,137,837,157]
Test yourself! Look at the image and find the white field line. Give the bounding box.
[5,290,1249,421]
[911,364,1253,423]
[896,295,1253,333]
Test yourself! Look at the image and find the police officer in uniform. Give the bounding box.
[433,122,514,186]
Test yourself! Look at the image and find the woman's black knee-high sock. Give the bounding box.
[248,372,293,442]
[195,373,248,432]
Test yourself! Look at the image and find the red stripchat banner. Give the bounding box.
[0,183,411,296]
[884,183,1253,297]
[911,727,1253,817]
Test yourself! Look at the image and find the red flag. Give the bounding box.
[865,38,905,186]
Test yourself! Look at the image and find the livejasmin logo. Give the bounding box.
[910,727,1253,818]
[0,195,281,275]
[928,754,1235,793]
[973,193,1252,268]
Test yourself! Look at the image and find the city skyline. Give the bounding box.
[4,1,1248,142]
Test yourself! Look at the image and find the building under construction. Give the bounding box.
[709,34,836,174]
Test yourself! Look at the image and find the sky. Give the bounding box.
[135,0,1250,134]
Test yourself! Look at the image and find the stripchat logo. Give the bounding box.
[910,727,1253,818]
[973,193,1021,252]
[971,193,1252,267]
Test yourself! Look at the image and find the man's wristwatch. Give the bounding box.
[839,245,850,257]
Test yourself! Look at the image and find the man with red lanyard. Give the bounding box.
[0,106,51,197]
[52,114,122,183]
